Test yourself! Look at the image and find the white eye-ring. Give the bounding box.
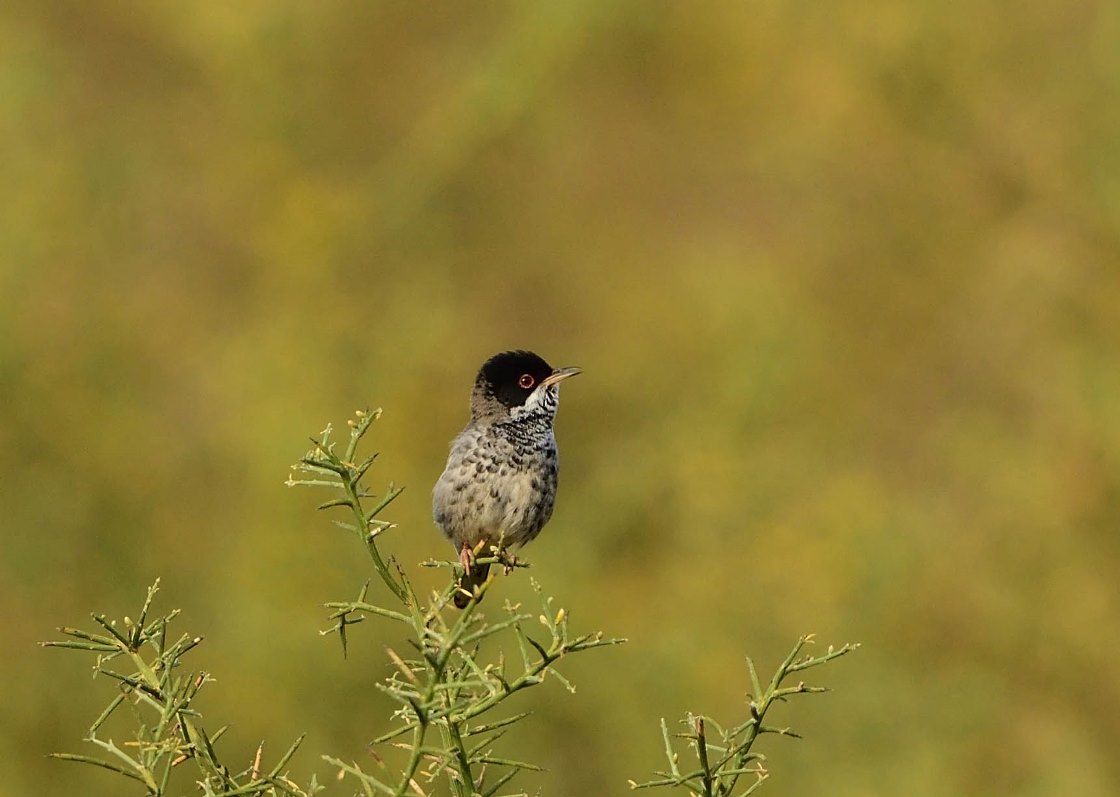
[518,373,535,389]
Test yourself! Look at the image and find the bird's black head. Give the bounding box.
[477,350,555,408]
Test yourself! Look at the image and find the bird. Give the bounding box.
[433,350,581,608]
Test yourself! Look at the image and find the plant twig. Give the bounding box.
[630,635,859,796]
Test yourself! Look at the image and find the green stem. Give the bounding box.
[393,723,428,797]
[341,469,407,604]
[722,638,811,796]
[446,717,476,796]
[694,717,714,797]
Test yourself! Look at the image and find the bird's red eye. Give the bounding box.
[518,373,535,389]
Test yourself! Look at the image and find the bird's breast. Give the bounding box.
[433,431,558,549]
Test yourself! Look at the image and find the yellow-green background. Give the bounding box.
[4,3,1119,795]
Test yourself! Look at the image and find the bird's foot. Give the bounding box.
[496,549,520,575]
[459,544,474,571]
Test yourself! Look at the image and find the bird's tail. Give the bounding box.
[453,563,492,609]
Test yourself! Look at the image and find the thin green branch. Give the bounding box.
[290,410,408,603]
[44,585,319,796]
[631,636,858,796]
[694,717,714,797]
[49,753,153,787]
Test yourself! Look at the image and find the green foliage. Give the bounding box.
[43,408,854,797]
[630,637,859,797]
[42,581,320,796]
[287,409,408,606]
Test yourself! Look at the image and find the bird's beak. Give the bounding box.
[540,366,581,388]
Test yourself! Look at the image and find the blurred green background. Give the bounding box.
[3,2,1119,795]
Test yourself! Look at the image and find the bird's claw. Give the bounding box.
[459,544,474,571]
[497,549,519,575]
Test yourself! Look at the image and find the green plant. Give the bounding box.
[44,406,857,797]
[629,636,859,796]
[41,580,320,796]
[43,408,622,797]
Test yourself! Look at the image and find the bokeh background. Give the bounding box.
[3,2,1119,795]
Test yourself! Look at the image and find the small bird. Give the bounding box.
[433,350,581,608]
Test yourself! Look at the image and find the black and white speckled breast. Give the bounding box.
[432,421,560,550]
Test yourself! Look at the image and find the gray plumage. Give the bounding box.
[433,350,580,608]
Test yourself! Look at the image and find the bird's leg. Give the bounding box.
[459,544,474,571]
